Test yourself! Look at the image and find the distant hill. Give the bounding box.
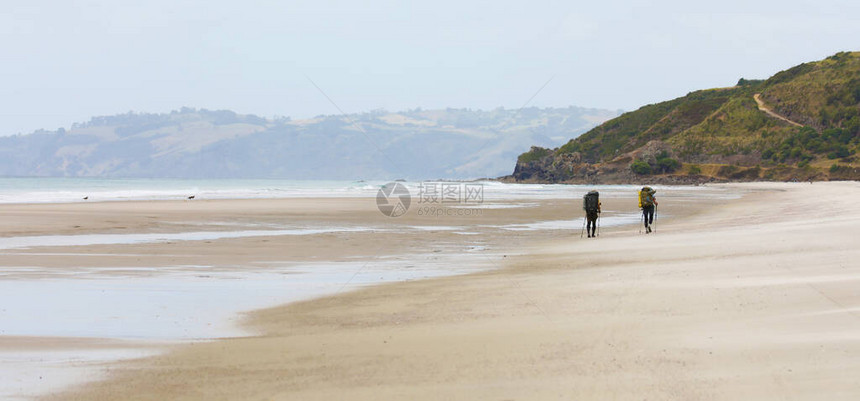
[0,106,618,180]
[509,51,860,183]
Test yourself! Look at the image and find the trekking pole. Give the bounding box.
[580,216,586,238]
[653,205,657,233]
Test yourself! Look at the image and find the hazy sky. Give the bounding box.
[1,0,858,135]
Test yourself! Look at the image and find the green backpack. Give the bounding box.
[638,187,655,208]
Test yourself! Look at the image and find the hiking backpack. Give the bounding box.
[639,186,655,208]
[584,191,600,213]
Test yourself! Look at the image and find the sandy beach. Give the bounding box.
[2,182,858,400]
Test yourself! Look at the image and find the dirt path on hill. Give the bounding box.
[754,93,804,127]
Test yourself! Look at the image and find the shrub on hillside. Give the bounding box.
[517,147,551,164]
[687,164,702,175]
[656,155,681,173]
[828,145,850,159]
[630,159,652,175]
[737,78,764,86]
[829,163,859,179]
[717,165,739,177]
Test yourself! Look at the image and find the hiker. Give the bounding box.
[639,186,658,233]
[583,190,601,238]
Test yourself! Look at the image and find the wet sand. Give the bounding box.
[3,193,645,399]
[5,183,860,400]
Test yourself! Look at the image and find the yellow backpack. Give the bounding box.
[639,187,654,208]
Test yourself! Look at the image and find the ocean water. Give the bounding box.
[0,177,741,204]
[0,178,382,203]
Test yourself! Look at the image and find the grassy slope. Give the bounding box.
[519,52,860,181]
[761,51,860,130]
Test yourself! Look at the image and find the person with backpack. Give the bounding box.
[638,186,658,233]
[583,190,601,238]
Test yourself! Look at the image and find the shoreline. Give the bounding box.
[25,184,764,396]
[0,177,734,207]
[4,188,685,399]
[5,183,852,399]
[45,182,860,400]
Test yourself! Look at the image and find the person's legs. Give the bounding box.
[586,212,597,237]
[643,206,654,232]
[642,206,654,233]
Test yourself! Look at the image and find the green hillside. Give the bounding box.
[511,52,860,183]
